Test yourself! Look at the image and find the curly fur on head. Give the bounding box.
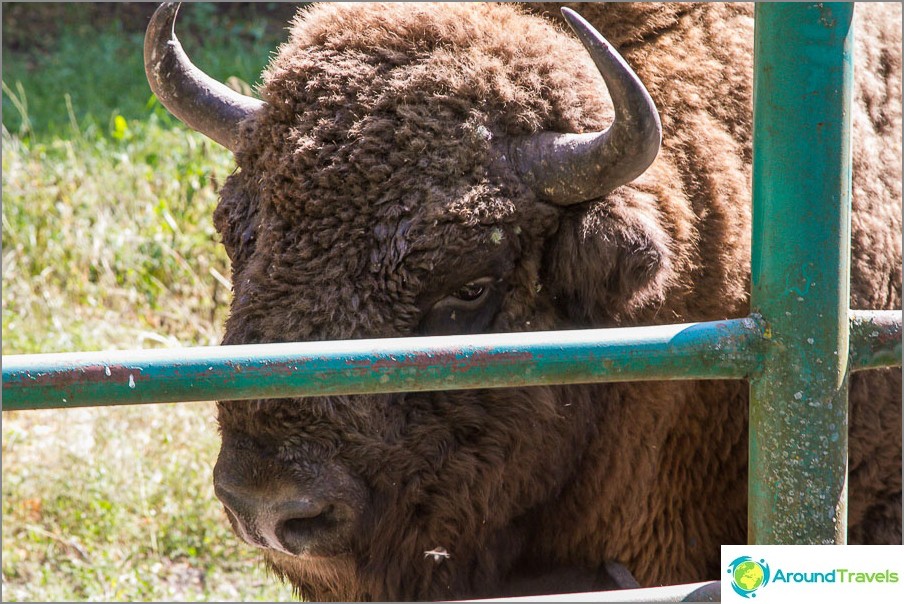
[215,4,669,599]
[204,2,902,601]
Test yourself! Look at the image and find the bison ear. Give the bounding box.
[543,188,672,325]
[213,171,260,276]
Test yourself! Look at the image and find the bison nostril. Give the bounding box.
[214,485,267,549]
[276,502,343,555]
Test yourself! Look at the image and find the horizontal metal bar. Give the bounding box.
[456,580,720,602]
[2,317,765,411]
[3,311,898,412]
[849,309,902,371]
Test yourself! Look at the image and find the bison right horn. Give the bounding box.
[509,8,662,205]
[144,2,266,151]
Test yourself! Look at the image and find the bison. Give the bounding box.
[144,2,902,600]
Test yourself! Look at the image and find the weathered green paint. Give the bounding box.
[4,309,896,412]
[1,318,765,411]
[749,2,854,545]
[848,310,903,370]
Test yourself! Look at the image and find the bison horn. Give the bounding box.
[509,8,662,205]
[144,2,265,151]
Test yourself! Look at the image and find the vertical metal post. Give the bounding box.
[749,3,854,544]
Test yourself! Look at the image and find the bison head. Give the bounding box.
[146,3,674,600]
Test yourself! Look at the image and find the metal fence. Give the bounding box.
[2,3,901,601]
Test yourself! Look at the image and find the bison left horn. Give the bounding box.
[144,2,265,151]
[509,8,662,205]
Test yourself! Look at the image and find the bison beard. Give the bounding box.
[145,2,902,601]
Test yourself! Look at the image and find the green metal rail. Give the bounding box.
[749,2,858,546]
[1,312,898,411]
[0,318,761,409]
[1,1,900,560]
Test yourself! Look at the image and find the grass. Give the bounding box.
[2,4,298,601]
[2,405,292,602]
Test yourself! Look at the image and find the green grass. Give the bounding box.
[2,4,297,601]
[2,2,288,138]
[1,115,235,354]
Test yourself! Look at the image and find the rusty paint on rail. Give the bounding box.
[3,317,766,411]
[4,311,899,412]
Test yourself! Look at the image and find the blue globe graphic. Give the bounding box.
[727,556,771,598]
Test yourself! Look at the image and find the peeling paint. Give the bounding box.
[749,1,856,545]
[2,318,771,410]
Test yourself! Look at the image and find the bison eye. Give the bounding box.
[419,276,503,335]
[452,281,487,302]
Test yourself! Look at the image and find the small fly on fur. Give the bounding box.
[424,546,451,563]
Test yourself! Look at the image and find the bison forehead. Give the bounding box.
[218,180,545,344]
[219,4,605,343]
[218,104,557,343]
[256,2,612,146]
[252,103,515,223]
[236,1,614,229]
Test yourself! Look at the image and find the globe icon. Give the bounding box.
[733,560,765,592]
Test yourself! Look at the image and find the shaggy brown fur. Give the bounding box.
[207,3,901,600]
